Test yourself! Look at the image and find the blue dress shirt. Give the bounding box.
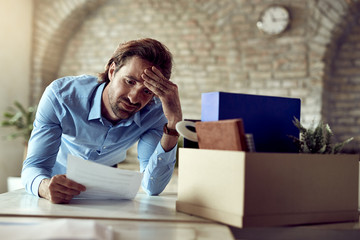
[21,75,177,197]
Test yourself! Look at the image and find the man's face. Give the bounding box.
[103,56,155,122]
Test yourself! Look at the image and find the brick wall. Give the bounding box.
[31,0,360,152]
[31,0,107,103]
[324,13,360,149]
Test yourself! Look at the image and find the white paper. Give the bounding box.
[0,219,113,240]
[67,154,143,200]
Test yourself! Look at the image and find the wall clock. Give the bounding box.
[256,5,290,36]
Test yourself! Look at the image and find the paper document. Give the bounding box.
[67,155,143,200]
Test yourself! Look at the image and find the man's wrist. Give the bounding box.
[38,178,50,199]
[163,123,179,137]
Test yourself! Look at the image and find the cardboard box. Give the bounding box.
[201,92,301,153]
[176,148,359,227]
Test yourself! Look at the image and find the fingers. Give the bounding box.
[141,66,182,125]
[142,66,177,96]
[143,66,166,84]
[47,175,86,204]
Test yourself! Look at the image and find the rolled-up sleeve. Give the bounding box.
[138,127,177,196]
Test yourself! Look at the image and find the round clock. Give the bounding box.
[257,5,290,35]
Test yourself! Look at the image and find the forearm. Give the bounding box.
[22,134,60,196]
[139,142,177,195]
[142,164,175,195]
[22,86,63,196]
[160,120,180,152]
[21,166,50,196]
[160,133,179,152]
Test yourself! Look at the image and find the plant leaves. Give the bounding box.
[0,102,37,143]
[289,117,353,154]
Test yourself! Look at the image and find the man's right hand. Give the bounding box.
[38,174,86,204]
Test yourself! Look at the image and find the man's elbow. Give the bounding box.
[141,181,165,196]
[144,189,161,196]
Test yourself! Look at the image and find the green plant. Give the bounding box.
[289,117,353,154]
[1,101,37,143]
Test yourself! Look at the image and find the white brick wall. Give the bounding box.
[31,0,360,152]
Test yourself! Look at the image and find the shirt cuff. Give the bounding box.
[153,142,177,165]
[31,175,48,197]
[140,142,177,173]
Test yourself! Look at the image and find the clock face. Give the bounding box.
[257,5,290,35]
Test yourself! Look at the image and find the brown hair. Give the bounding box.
[98,38,173,83]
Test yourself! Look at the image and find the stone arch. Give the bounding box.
[318,0,360,151]
[30,0,107,104]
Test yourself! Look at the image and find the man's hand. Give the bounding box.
[39,174,86,204]
[142,66,182,127]
[142,66,182,151]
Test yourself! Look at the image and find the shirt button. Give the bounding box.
[103,146,106,149]
[158,157,162,161]
[155,150,158,154]
[150,177,154,180]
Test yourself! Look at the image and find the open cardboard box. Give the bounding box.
[176,148,359,228]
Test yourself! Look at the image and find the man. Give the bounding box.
[22,38,182,204]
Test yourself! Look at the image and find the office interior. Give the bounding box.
[1,0,358,192]
[1,1,360,238]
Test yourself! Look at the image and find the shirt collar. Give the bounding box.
[88,83,105,121]
[88,82,142,127]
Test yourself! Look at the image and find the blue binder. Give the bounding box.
[201,92,301,153]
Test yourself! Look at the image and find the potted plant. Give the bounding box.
[289,117,353,154]
[1,101,36,191]
[1,101,37,157]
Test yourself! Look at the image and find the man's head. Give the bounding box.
[98,38,173,84]
[100,39,173,123]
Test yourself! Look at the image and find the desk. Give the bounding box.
[0,189,206,222]
[0,189,235,239]
[4,190,360,240]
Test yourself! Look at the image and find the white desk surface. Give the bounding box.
[5,189,360,240]
[0,189,208,223]
[0,189,235,240]
[0,217,234,240]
